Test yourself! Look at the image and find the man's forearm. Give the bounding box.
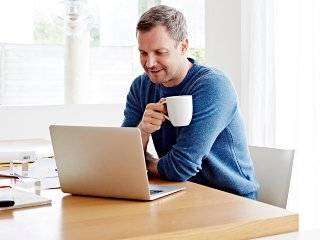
[137,123,150,152]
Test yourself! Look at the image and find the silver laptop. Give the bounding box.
[49,125,185,200]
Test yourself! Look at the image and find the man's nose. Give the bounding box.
[146,54,157,68]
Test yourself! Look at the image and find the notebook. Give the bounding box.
[0,188,51,210]
[49,125,185,201]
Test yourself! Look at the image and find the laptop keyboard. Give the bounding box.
[150,189,163,195]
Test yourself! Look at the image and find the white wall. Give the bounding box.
[205,0,241,98]
[0,104,124,140]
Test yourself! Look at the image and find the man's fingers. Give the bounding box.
[146,102,166,114]
[140,102,167,134]
[144,108,165,122]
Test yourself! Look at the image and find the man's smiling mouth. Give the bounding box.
[149,69,163,73]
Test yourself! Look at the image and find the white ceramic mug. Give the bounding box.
[162,95,193,127]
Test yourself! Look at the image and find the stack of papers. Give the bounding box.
[0,139,59,189]
[0,158,60,189]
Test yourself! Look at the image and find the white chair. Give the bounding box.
[249,145,295,208]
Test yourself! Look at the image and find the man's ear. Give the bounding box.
[180,38,189,54]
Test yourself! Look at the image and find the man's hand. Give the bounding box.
[138,99,167,151]
[147,158,160,177]
[139,100,166,134]
[145,152,160,177]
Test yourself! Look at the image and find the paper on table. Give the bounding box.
[40,177,60,189]
[26,158,58,179]
[0,158,58,179]
[0,188,51,210]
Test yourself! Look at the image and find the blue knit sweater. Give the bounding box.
[122,58,259,198]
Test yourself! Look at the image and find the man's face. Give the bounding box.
[137,25,188,87]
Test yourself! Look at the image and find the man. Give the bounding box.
[122,5,259,199]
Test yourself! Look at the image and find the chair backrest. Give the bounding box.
[249,145,295,208]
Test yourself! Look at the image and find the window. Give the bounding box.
[0,0,205,105]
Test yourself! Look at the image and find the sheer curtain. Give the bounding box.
[241,0,320,230]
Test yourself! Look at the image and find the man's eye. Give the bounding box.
[140,52,147,55]
[157,52,166,55]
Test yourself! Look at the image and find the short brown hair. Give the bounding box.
[136,5,188,45]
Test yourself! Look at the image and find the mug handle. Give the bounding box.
[161,101,170,121]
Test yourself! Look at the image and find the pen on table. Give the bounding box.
[0,200,15,207]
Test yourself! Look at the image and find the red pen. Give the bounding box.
[0,186,12,188]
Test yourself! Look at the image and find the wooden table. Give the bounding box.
[0,177,298,240]
[256,228,320,239]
